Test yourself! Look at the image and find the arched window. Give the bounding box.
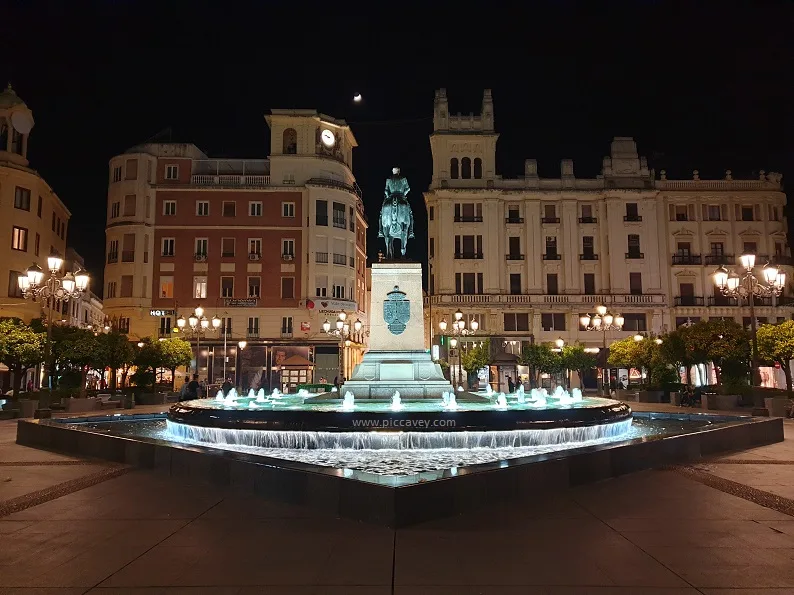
[450,158,459,179]
[473,158,482,179]
[461,157,471,179]
[282,128,297,154]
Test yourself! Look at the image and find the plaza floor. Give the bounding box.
[2,406,794,593]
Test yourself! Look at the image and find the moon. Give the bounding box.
[353,93,362,103]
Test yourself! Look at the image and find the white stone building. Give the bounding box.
[424,89,791,382]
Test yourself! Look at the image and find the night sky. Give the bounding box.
[1,1,792,295]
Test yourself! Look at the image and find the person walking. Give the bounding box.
[507,376,515,394]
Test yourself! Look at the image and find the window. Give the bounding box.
[710,242,724,255]
[473,158,482,179]
[195,238,208,257]
[627,235,642,258]
[581,204,593,220]
[583,273,595,295]
[35,195,42,218]
[332,283,345,299]
[316,200,328,226]
[743,241,757,254]
[282,128,297,154]
[625,203,640,221]
[248,317,260,336]
[332,202,346,229]
[52,212,56,230]
[281,277,295,299]
[349,206,355,232]
[221,238,235,257]
[705,205,723,221]
[122,234,135,262]
[462,273,476,294]
[193,276,207,299]
[59,219,65,240]
[165,164,179,180]
[454,234,483,258]
[120,275,133,298]
[543,204,557,222]
[504,313,530,332]
[672,204,690,221]
[106,281,117,298]
[221,276,234,298]
[676,241,691,256]
[622,313,647,332]
[461,157,471,179]
[450,158,459,179]
[541,313,566,331]
[455,272,484,295]
[32,232,39,256]
[111,202,120,218]
[196,201,209,216]
[629,272,642,295]
[315,276,327,297]
[14,187,30,211]
[248,276,261,298]
[510,274,522,295]
[546,274,558,295]
[282,239,295,257]
[159,276,174,298]
[249,238,261,256]
[112,165,122,182]
[107,239,119,263]
[282,202,295,217]
[11,226,27,251]
[163,200,176,216]
[775,242,784,257]
[219,317,232,335]
[161,238,175,257]
[741,206,754,221]
[222,201,236,217]
[582,236,595,258]
[158,317,171,336]
[429,237,435,258]
[545,236,558,258]
[281,316,294,334]
[123,195,136,216]
[454,203,483,222]
[508,206,520,222]
[8,270,22,298]
[429,206,435,221]
[125,159,138,180]
[508,236,521,257]
[769,205,781,222]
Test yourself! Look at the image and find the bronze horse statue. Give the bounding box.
[379,168,415,259]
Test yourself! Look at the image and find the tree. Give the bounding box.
[560,344,597,389]
[460,339,491,374]
[519,343,559,387]
[608,336,654,372]
[757,321,794,396]
[95,332,135,390]
[58,328,99,397]
[659,324,709,385]
[132,339,160,391]
[156,338,194,390]
[0,318,45,397]
[690,319,750,386]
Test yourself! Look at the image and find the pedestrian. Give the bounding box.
[221,378,233,394]
[333,376,339,390]
[179,378,191,401]
[507,376,514,393]
[185,374,200,401]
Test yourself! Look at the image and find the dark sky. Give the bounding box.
[2,1,792,294]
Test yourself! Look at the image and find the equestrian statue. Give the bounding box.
[379,167,415,259]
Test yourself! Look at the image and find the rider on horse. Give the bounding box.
[379,168,415,252]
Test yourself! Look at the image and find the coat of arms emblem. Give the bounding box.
[384,285,410,335]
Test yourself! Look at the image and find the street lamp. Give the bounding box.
[177,306,218,375]
[713,254,786,386]
[555,337,565,349]
[322,311,364,381]
[438,309,479,388]
[17,250,89,392]
[580,305,624,394]
[235,340,247,387]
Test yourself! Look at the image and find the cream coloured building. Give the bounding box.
[424,89,791,366]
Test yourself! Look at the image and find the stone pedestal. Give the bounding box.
[341,262,453,399]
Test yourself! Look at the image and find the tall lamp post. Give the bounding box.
[236,340,247,387]
[713,254,785,386]
[176,306,221,377]
[18,251,90,391]
[438,309,479,388]
[580,305,624,394]
[322,311,364,380]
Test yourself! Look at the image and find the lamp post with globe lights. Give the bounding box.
[176,306,221,376]
[438,309,479,388]
[322,311,365,380]
[17,250,90,390]
[579,305,624,394]
[713,254,786,386]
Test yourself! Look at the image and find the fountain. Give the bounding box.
[342,392,355,410]
[443,392,459,410]
[391,391,403,411]
[516,385,526,404]
[247,389,256,399]
[495,393,508,409]
[256,389,267,403]
[571,388,583,402]
[215,391,225,402]
[248,401,257,409]
[272,388,281,398]
[485,384,494,397]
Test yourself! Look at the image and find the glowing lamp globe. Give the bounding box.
[322,319,331,333]
[603,313,614,326]
[580,314,591,327]
[200,317,210,330]
[238,340,247,350]
[74,269,89,291]
[47,250,63,272]
[438,319,448,332]
[740,253,756,270]
[194,306,204,318]
[188,313,198,328]
[555,338,565,348]
[61,273,76,293]
[470,318,479,331]
[592,315,602,329]
[176,315,186,328]
[614,314,625,328]
[17,274,30,291]
[634,334,644,342]
[596,305,607,316]
[454,309,463,321]
[727,274,740,292]
[713,266,729,289]
[26,263,44,287]
[763,264,779,285]
[354,319,362,332]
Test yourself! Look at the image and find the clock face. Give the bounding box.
[321,129,335,148]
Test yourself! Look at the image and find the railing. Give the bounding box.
[543,295,569,303]
[424,293,667,306]
[541,217,560,224]
[121,250,135,262]
[247,329,260,339]
[623,215,642,222]
[454,216,483,223]
[316,252,328,263]
[674,296,704,306]
[455,253,483,259]
[107,253,118,264]
[772,255,793,265]
[579,253,598,260]
[281,331,293,339]
[332,253,347,265]
[349,256,355,268]
[755,297,774,306]
[656,179,780,191]
[672,254,702,265]
[505,217,524,224]
[705,254,734,265]
[506,254,525,260]
[191,174,270,187]
[157,328,172,338]
[305,177,362,199]
[708,296,738,306]
[626,252,644,259]
[578,217,598,224]
[542,253,561,260]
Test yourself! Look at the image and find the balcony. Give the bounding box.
[306,177,362,199]
[672,254,702,265]
[194,253,207,262]
[625,251,644,259]
[107,252,118,264]
[705,254,734,265]
[315,252,328,263]
[624,215,643,222]
[578,217,598,224]
[249,252,261,261]
[772,255,793,266]
[755,297,775,306]
[454,216,483,223]
[332,253,347,265]
[579,253,599,261]
[542,253,561,260]
[157,328,172,338]
[674,296,704,306]
[247,329,260,339]
[280,330,293,339]
[190,159,270,188]
[709,295,738,306]
[455,252,483,259]
[505,217,524,224]
[506,254,525,261]
[121,250,135,263]
[541,217,560,224]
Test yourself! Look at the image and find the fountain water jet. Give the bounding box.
[391,391,403,411]
[342,392,355,410]
[495,393,508,409]
[256,389,267,403]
